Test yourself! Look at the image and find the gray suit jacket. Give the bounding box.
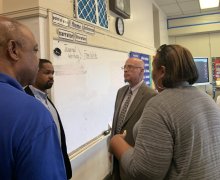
[112,82,157,146]
[110,82,157,180]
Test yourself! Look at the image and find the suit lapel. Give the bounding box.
[24,86,35,97]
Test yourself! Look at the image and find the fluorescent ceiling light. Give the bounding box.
[199,0,219,9]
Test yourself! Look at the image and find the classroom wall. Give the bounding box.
[0,0,168,56]
[125,0,155,47]
[69,134,111,180]
[0,0,38,13]
[20,17,49,59]
[46,0,158,56]
[159,10,169,45]
[0,0,169,179]
[0,1,2,12]
[168,13,220,36]
[168,13,220,98]
[0,0,72,15]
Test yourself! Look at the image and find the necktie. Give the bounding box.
[116,89,132,133]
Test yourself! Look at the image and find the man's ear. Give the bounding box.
[7,40,20,61]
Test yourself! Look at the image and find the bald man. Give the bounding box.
[0,16,66,179]
[110,58,157,180]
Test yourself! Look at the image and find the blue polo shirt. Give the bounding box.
[0,73,67,180]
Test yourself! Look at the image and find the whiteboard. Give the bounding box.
[52,40,128,153]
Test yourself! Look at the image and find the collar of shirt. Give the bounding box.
[29,85,48,103]
[130,80,144,94]
[0,72,24,91]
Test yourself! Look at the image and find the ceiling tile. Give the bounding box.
[182,9,201,15]
[201,7,220,13]
[160,3,182,14]
[179,1,200,12]
[154,0,220,18]
[177,0,197,2]
[154,0,176,6]
[167,11,184,17]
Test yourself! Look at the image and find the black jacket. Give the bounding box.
[24,86,72,179]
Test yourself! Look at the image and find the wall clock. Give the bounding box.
[115,17,124,35]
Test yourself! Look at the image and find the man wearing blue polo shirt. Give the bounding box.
[0,16,67,179]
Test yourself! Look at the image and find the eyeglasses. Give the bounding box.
[121,65,143,70]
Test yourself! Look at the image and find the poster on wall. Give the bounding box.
[129,51,151,86]
[212,57,220,87]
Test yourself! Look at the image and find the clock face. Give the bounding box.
[116,17,124,35]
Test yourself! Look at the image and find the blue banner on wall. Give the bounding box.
[129,51,151,86]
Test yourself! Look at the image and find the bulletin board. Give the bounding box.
[212,57,220,98]
[52,40,128,153]
[212,57,220,83]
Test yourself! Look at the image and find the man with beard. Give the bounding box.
[24,59,72,179]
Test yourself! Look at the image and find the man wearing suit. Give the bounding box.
[24,59,72,179]
[110,57,157,180]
